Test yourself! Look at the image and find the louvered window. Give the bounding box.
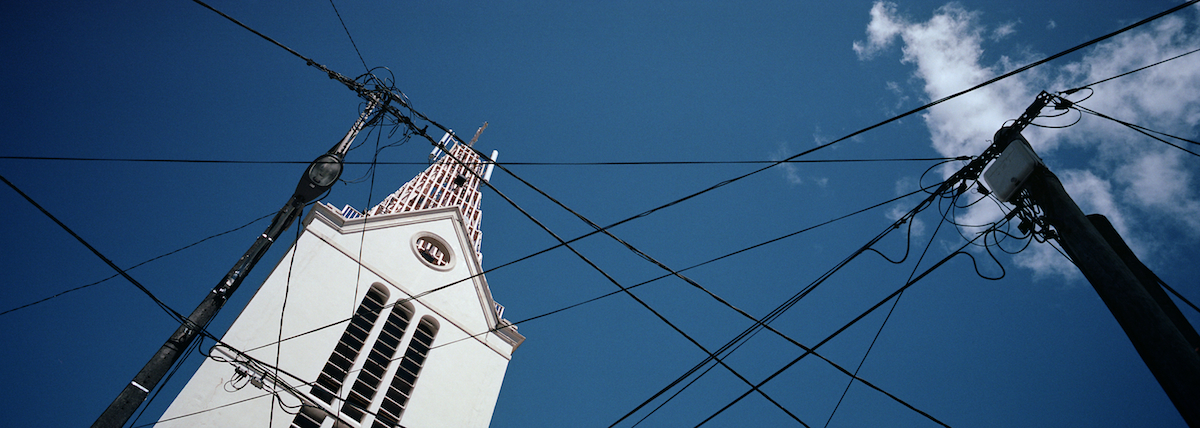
[312,286,388,403]
[288,283,441,428]
[372,317,438,428]
[341,303,415,421]
[290,286,388,428]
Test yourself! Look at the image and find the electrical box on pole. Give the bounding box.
[982,133,1041,203]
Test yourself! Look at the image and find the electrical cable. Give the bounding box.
[823,189,955,428]
[482,127,949,427]
[0,172,189,325]
[416,134,811,425]
[189,0,1199,291]
[611,179,952,427]
[198,333,421,427]
[271,212,304,426]
[190,0,369,99]
[378,0,1200,318]
[427,181,942,359]
[0,210,275,317]
[512,183,942,331]
[327,0,370,73]
[1060,46,1200,94]
[142,343,325,427]
[263,179,940,359]
[0,155,967,165]
[1068,102,1200,157]
[195,0,1200,281]
[362,120,950,426]
[130,199,338,427]
[130,315,216,428]
[630,160,1022,426]
[133,390,274,427]
[3,165,340,426]
[1159,278,1200,316]
[696,210,1018,427]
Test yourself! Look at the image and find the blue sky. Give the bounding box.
[2,1,1199,427]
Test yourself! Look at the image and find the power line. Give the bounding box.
[0,172,188,325]
[227,143,948,428]
[618,155,1022,426]
[485,125,947,426]
[506,183,942,332]
[1160,278,1200,316]
[258,178,942,359]
[419,127,811,424]
[437,0,1200,299]
[1069,102,1200,157]
[824,189,957,427]
[697,209,1020,427]
[327,0,369,73]
[0,211,274,317]
[255,154,955,357]
[611,180,951,427]
[0,155,967,165]
[189,0,1200,290]
[225,161,960,424]
[196,0,1200,266]
[185,0,1196,350]
[1061,45,1200,94]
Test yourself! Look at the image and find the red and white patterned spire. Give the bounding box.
[368,130,495,262]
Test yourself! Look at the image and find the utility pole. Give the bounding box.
[1090,214,1200,353]
[990,126,1200,427]
[92,100,380,428]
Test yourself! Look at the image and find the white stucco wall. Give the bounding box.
[157,204,519,428]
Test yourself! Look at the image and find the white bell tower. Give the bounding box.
[158,130,522,428]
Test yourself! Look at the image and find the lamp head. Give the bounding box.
[295,153,343,202]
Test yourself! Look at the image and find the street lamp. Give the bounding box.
[296,153,345,203]
[92,99,380,428]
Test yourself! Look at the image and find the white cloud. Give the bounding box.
[1013,242,1080,282]
[1117,151,1200,234]
[1059,169,1128,235]
[812,125,831,146]
[852,2,905,60]
[771,142,804,186]
[1046,20,1056,30]
[991,21,1017,41]
[855,3,1035,161]
[853,1,1200,280]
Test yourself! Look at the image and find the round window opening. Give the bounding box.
[411,232,455,271]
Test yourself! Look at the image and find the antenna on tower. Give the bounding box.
[429,131,454,161]
[484,150,498,182]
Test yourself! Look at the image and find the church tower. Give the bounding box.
[158,130,523,428]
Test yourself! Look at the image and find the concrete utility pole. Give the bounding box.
[92,101,380,428]
[1089,214,1200,353]
[1016,144,1200,427]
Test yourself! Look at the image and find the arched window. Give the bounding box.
[372,316,439,428]
[292,285,390,428]
[341,302,415,421]
[291,288,438,428]
[312,285,389,403]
